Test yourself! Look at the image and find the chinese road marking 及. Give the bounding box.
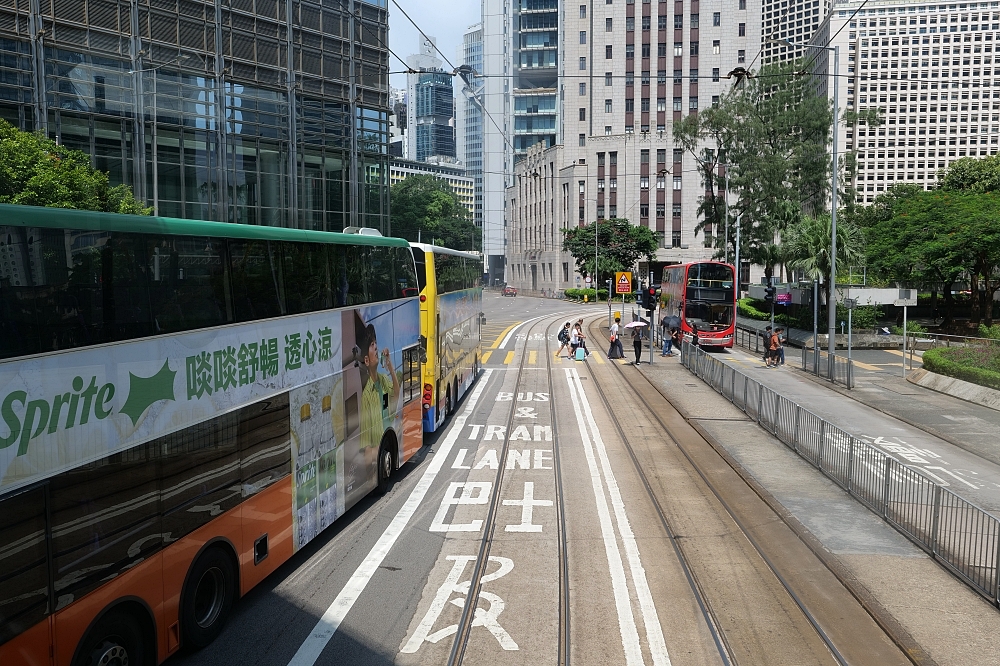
[401,555,518,653]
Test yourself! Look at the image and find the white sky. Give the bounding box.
[387,0,481,91]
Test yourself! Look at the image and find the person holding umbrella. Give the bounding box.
[625,320,647,364]
[660,314,679,356]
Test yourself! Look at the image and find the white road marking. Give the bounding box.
[430,482,492,532]
[503,482,553,532]
[564,369,645,666]
[568,367,672,666]
[286,369,494,666]
[402,555,518,653]
[497,311,578,349]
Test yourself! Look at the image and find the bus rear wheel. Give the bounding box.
[74,609,151,666]
[181,546,236,649]
[377,436,396,495]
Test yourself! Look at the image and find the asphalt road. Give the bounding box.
[168,296,907,666]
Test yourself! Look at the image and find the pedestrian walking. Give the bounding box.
[660,320,673,356]
[691,328,700,349]
[575,320,590,356]
[569,324,581,358]
[761,325,772,362]
[632,326,644,364]
[556,321,573,358]
[765,327,781,367]
[608,317,625,359]
[671,328,681,356]
[776,327,786,365]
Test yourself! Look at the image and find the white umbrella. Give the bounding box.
[624,321,648,328]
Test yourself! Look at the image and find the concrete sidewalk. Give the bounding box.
[634,355,1000,666]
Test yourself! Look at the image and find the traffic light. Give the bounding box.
[764,284,776,304]
[645,286,658,312]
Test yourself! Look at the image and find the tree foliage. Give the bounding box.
[860,184,1000,326]
[389,174,480,251]
[783,213,866,306]
[674,59,833,275]
[562,218,658,285]
[0,119,150,214]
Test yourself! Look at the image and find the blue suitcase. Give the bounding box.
[575,347,586,361]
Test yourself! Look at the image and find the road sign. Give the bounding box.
[844,298,857,310]
[893,288,917,307]
[585,276,592,284]
[615,271,633,294]
[775,292,792,305]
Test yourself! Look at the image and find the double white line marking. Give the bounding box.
[565,367,671,666]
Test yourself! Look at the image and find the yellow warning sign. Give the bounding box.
[615,271,633,294]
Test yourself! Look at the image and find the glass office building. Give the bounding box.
[0,0,390,232]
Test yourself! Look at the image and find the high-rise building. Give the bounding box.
[0,0,391,232]
[814,0,1000,204]
[458,24,486,254]
[503,0,761,294]
[406,36,456,163]
[761,0,831,63]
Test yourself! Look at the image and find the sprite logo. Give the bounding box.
[0,361,176,457]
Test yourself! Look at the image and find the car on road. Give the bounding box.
[502,286,517,297]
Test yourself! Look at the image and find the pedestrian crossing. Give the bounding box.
[475,348,649,367]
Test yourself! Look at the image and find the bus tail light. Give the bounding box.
[422,383,433,407]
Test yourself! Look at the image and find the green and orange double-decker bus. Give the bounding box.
[0,205,423,665]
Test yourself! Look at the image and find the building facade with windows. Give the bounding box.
[389,157,475,216]
[457,24,488,258]
[405,36,456,163]
[815,0,1000,204]
[503,0,761,293]
[0,0,391,232]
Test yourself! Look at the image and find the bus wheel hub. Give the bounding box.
[92,642,128,666]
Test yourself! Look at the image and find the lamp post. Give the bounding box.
[769,38,839,378]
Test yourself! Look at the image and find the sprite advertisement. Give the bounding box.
[0,298,419,538]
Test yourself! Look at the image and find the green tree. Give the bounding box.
[860,187,983,327]
[0,120,150,214]
[389,174,480,250]
[674,59,833,277]
[936,155,1000,324]
[783,213,866,307]
[562,218,658,285]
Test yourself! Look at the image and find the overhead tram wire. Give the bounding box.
[390,0,517,153]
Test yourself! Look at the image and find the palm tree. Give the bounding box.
[784,213,866,306]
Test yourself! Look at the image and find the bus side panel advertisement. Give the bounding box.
[437,290,482,380]
[0,304,414,497]
[338,300,420,514]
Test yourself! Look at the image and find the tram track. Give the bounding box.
[447,315,571,666]
[584,317,915,666]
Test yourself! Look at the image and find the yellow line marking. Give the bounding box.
[851,359,884,371]
[528,350,537,365]
[489,322,521,349]
[481,351,493,363]
[503,351,516,365]
[883,349,922,362]
[593,353,605,365]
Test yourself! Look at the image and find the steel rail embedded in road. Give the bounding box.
[447,316,571,666]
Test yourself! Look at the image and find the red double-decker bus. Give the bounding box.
[658,261,736,348]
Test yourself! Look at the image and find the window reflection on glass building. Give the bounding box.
[0,0,389,233]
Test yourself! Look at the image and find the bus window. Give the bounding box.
[413,250,427,293]
[0,486,49,645]
[344,245,367,305]
[146,235,229,333]
[367,246,396,302]
[228,239,284,322]
[281,242,332,314]
[395,247,419,297]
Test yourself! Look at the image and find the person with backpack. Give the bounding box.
[765,328,781,367]
[556,322,572,358]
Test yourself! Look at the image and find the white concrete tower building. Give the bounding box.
[815,0,1000,205]
[504,0,761,294]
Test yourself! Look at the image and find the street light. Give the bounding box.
[768,38,840,378]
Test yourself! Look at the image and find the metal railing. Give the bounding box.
[680,342,1000,607]
[801,347,855,389]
